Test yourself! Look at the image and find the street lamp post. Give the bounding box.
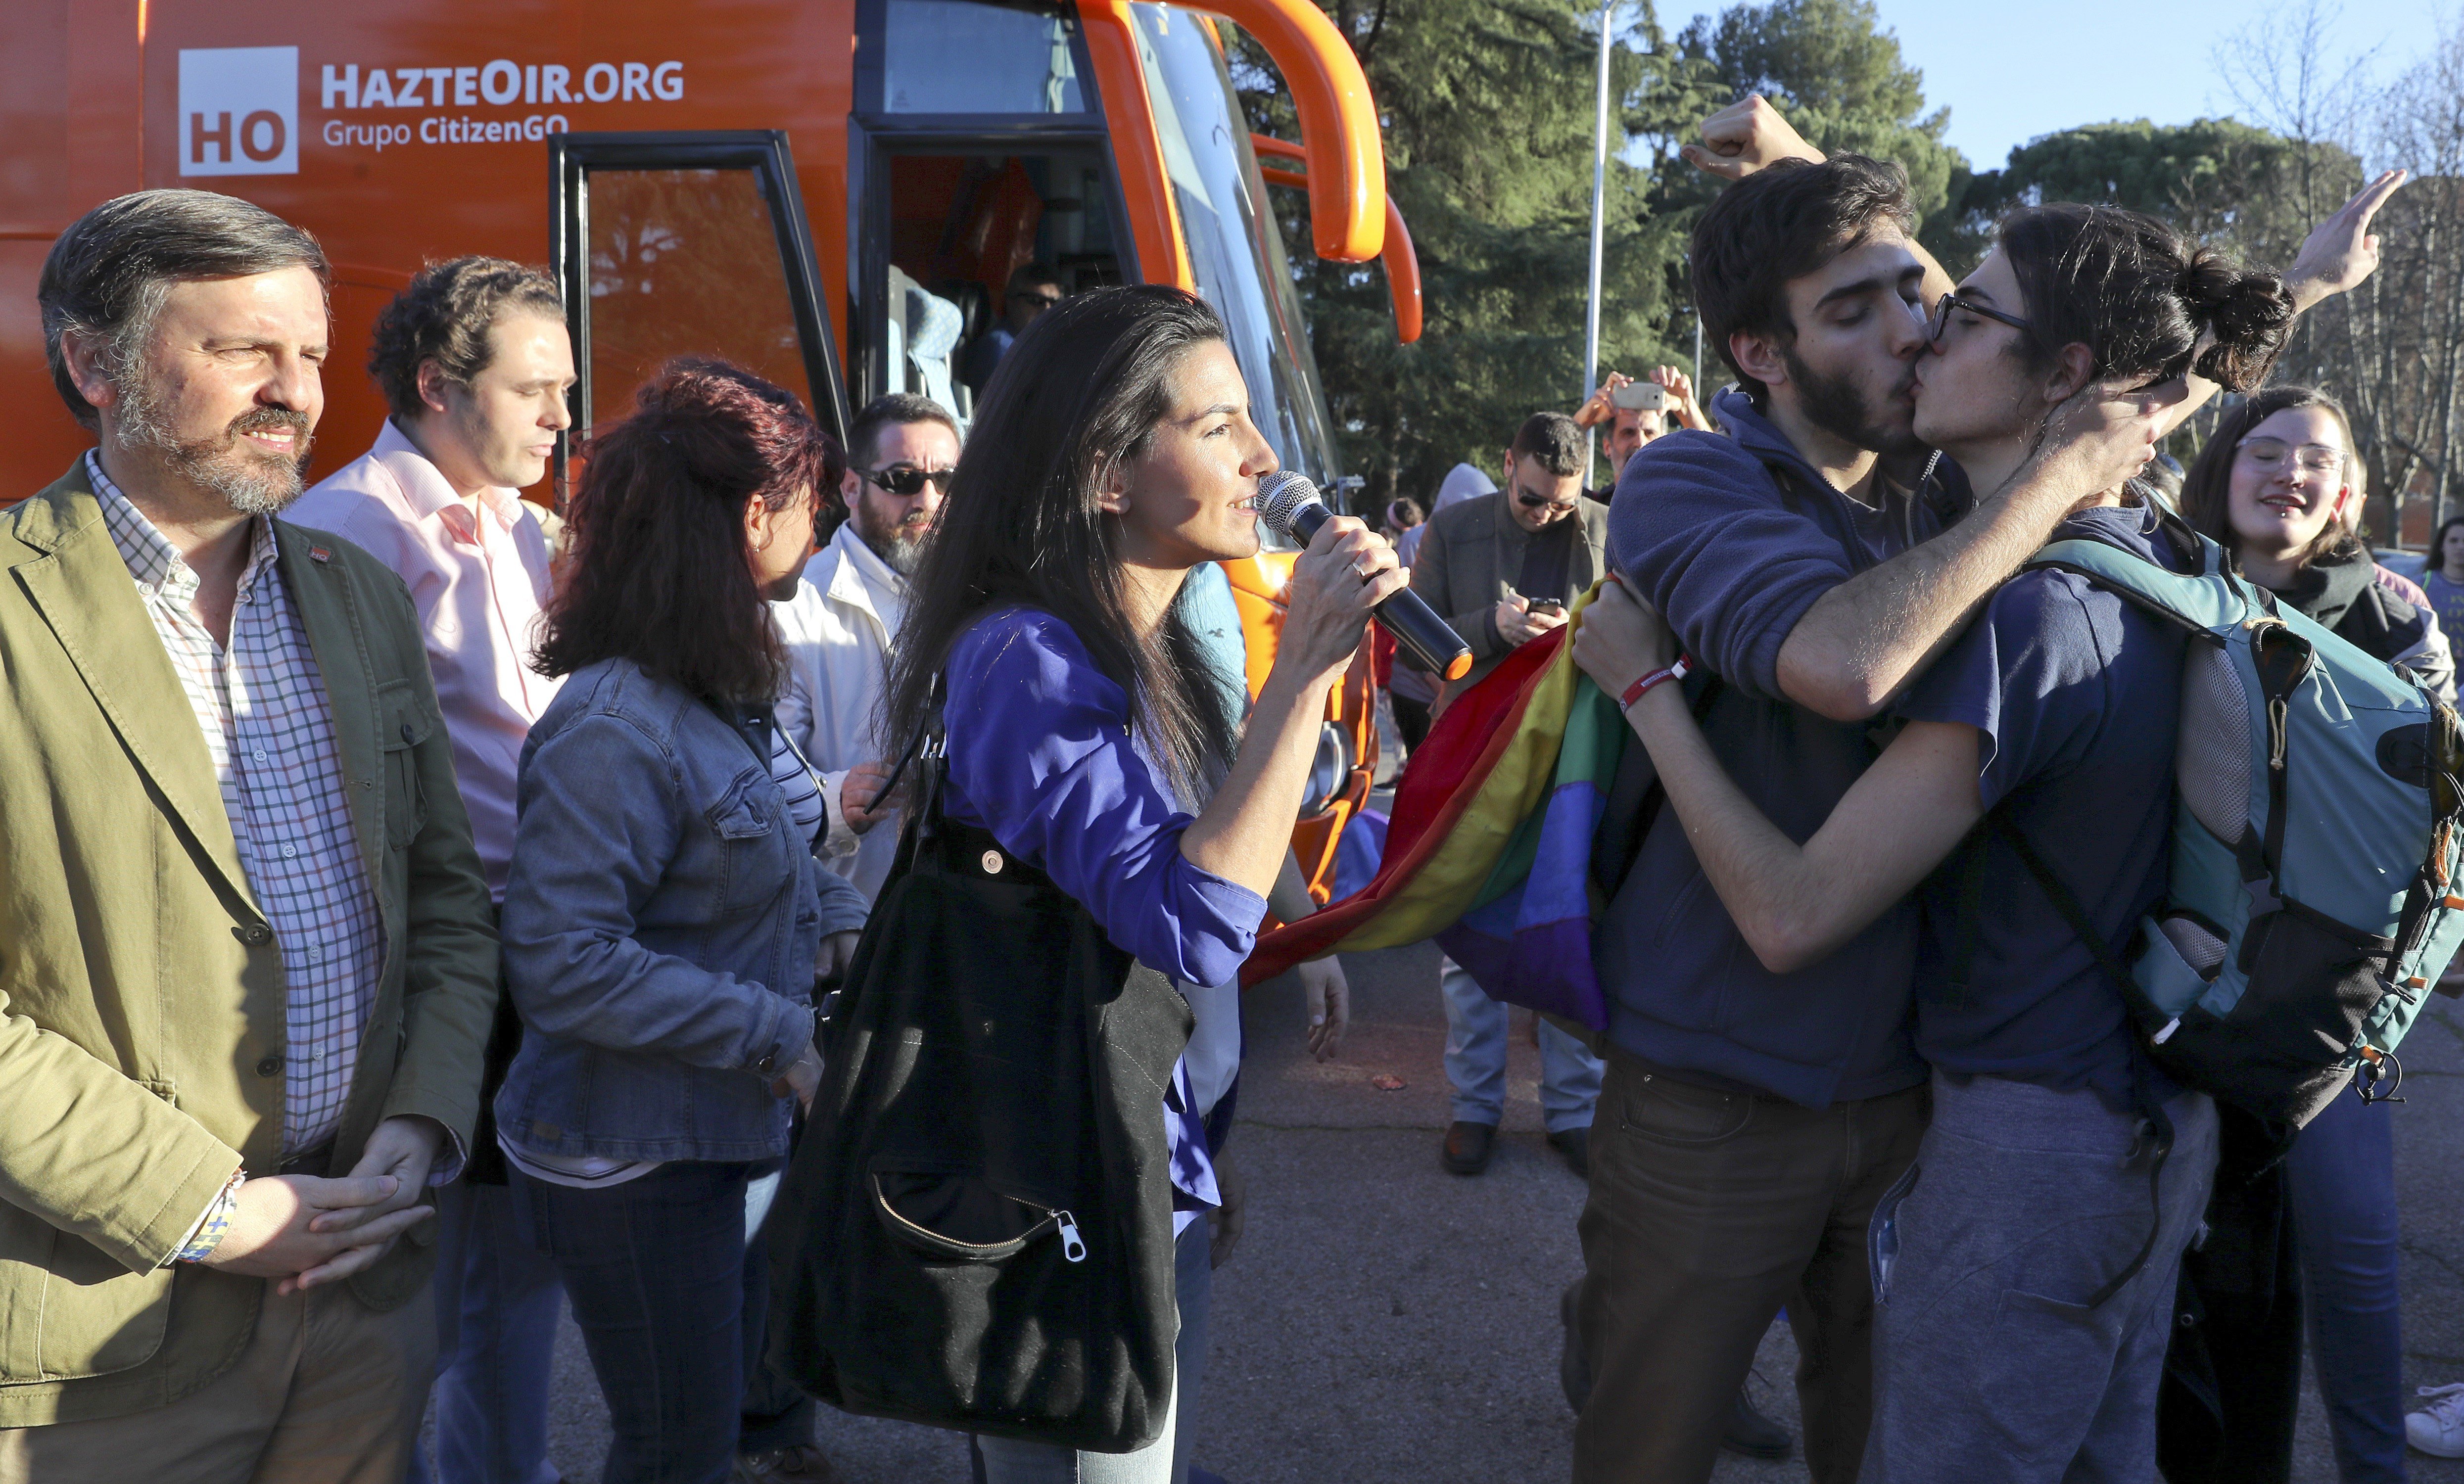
[1582,0,1615,485]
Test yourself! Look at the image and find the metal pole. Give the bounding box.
[1582,0,1614,485]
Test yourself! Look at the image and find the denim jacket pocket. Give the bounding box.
[706,766,795,918]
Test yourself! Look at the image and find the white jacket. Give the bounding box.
[773,522,910,902]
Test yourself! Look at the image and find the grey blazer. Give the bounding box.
[1405,490,1611,687]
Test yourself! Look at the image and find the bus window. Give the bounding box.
[882,148,1125,417]
[551,132,846,449]
[1128,5,1341,495]
[878,0,1091,115]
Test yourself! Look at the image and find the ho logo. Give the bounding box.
[180,47,299,177]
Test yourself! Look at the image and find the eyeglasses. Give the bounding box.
[1515,485,1580,511]
[2236,437,2347,476]
[1927,292,2033,346]
[858,464,955,498]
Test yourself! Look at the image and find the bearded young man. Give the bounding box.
[773,391,958,902]
[0,189,495,1483]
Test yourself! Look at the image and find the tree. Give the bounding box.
[1230,0,1711,507]
[1670,0,1971,263]
[1975,118,2350,250]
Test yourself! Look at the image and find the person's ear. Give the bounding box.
[1092,454,1133,516]
[2044,343,2095,406]
[59,330,120,414]
[1728,329,1787,391]
[415,359,455,418]
[1500,450,1518,487]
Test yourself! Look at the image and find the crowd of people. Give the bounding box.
[0,83,2454,1484]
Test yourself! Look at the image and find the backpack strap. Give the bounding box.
[1977,809,2178,1310]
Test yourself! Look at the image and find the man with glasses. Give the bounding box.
[774,393,959,904]
[1404,410,1610,1181]
[962,261,1064,395]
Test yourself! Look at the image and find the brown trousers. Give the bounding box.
[1573,1048,1927,1484]
[0,1277,434,1484]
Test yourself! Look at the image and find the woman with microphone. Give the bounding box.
[878,284,1399,1483]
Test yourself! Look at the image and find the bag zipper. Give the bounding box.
[868,1174,1090,1264]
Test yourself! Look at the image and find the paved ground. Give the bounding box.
[502,935,2464,1484]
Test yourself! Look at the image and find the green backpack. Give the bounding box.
[1999,519,2464,1128]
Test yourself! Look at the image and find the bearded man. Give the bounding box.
[774,392,958,902]
[0,189,496,1483]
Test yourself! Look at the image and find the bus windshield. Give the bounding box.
[1129,4,1344,501]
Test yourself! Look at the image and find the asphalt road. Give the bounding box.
[505,938,2464,1484]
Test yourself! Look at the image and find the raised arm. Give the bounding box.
[1574,579,1983,971]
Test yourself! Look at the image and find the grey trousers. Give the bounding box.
[1862,1073,2219,1484]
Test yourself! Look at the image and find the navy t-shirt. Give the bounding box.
[1894,503,2187,1110]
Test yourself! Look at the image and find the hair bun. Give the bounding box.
[2180,249,2294,392]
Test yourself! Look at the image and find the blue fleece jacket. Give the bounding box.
[1596,387,1970,1108]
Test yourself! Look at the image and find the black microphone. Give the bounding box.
[1257,471,1474,683]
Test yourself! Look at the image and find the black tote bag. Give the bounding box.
[764,714,1191,1453]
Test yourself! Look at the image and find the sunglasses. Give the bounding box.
[1013,290,1062,310]
[859,464,955,498]
[1928,292,2032,346]
[1515,485,1580,511]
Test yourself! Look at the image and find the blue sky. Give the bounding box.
[1680,0,2446,172]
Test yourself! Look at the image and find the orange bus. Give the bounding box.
[2,0,1419,896]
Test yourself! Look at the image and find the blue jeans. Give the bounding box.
[2286,1091,2407,1484]
[1438,955,1602,1133]
[408,1181,565,1484]
[511,1161,769,1484]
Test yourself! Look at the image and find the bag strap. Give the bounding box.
[1968,808,2176,1309]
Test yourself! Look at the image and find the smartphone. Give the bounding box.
[1528,598,1565,616]
[1611,381,1668,412]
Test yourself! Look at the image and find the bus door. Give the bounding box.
[548,129,850,501]
[849,0,1129,421]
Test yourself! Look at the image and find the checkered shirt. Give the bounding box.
[91,453,386,1159]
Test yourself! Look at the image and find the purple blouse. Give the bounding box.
[943,608,1267,983]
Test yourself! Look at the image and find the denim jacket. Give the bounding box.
[496,658,870,1161]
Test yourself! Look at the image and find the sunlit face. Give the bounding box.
[1502,451,1583,533]
[93,267,330,514]
[843,417,958,576]
[2225,405,2354,561]
[1752,228,1930,456]
[1109,339,1278,568]
[425,312,574,490]
[1607,406,1663,473]
[1910,252,2042,456]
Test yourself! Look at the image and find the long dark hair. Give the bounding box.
[1997,203,2292,396]
[884,285,1238,799]
[533,358,834,702]
[2179,384,2360,571]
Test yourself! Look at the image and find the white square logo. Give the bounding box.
[180,47,299,177]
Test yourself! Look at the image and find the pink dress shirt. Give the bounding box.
[292,420,561,898]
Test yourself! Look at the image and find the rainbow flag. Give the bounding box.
[1245,584,1625,1030]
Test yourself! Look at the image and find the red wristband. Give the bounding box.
[1619,655,1691,710]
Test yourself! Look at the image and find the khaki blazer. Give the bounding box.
[1406,489,1612,689]
[0,459,497,1426]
